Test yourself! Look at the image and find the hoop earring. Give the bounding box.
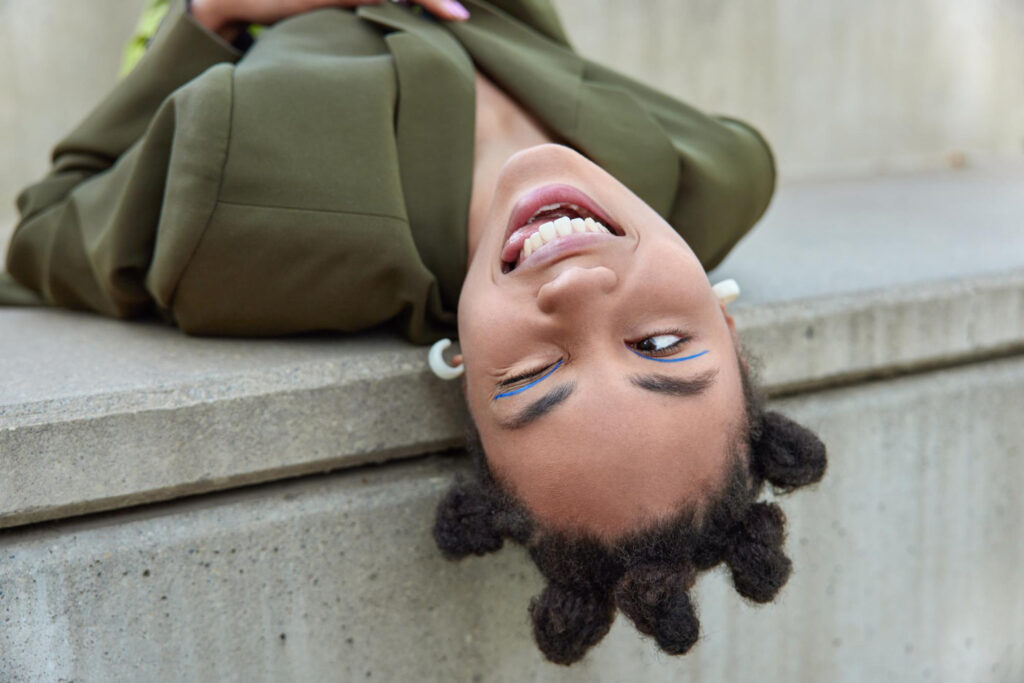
[713,279,740,305]
[429,338,464,380]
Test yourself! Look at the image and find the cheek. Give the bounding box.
[459,293,518,355]
[636,251,708,303]
[458,297,536,403]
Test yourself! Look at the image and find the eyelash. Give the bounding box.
[628,330,692,358]
[498,331,692,387]
[499,362,558,388]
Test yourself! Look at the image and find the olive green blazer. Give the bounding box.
[0,0,774,343]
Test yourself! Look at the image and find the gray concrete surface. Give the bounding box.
[2,357,1021,682]
[735,269,1024,393]
[559,0,1024,181]
[0,317,467,529]
[711,162,1024,305]
[3,167,1023,529]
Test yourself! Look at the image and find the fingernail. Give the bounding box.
[443,0,470,19]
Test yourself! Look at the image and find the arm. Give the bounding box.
[4,2,245,313]
[582,60,776,271]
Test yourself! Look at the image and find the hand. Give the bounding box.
[191,0,470,41]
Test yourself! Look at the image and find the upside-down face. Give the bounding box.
[458,144,748,542]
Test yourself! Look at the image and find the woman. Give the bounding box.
[0,0,826,664]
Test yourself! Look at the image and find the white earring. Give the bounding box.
[713,278,740,305]
[429,338,464,380]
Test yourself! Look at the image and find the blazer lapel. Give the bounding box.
[358,3,474,311]
[448,0,680,218]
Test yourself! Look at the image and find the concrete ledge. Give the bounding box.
[2,166,1023,529]
[3,267,1022,531]
[735,268,1024,392]
[0,316,467,529]
[2,357,1022,681]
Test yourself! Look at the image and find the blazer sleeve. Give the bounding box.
[481,0,572,46]
[581,60,776,271]
[2,1,243,313]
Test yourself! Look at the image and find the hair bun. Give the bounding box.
[433,481,504,559]
[724,502,791,603]
[613,564,699,656]
[529,583,616,665]
[752,411,827,492]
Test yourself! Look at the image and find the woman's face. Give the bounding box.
[458,144,747,543]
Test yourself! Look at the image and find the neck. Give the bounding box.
[467,71,557,260]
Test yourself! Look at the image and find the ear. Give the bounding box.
[433,481,504,560]
[614,564,700,656]
[752,411,828,492]
[723,502,791,603]
[529,582,615,665]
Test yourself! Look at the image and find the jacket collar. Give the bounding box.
[450,0,680,218]
[355,0,682,303]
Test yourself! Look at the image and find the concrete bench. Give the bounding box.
[2,164,1023,680]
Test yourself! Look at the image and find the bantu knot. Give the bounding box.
[529,583,616,665]
[752,411,827,492]
[614,565,699,656]
[433,482,503,560]
[723,502,791,603]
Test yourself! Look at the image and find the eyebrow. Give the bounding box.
[495,367,716,431]
[629,368,718,396]
[497,382,576,430]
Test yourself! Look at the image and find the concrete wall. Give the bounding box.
[2,0,1023,248]
[0,1,148,250]
[559,0,1024,179]
[2,358,1021,681]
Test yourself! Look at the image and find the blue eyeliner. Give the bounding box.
[494,359,563,399]
[629,349,709,363]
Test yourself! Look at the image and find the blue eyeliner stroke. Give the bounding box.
[629,349,709,363]
[494,359,563,400]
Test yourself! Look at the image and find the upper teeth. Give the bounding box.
[522,217,611,259]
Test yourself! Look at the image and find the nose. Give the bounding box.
[536,266,618,315]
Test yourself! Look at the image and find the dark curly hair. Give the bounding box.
[433,358,827,665]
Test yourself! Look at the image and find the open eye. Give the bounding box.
[629,332,690,358]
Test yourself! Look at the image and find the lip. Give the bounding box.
[515,231,619,272]
[500,184,620,273]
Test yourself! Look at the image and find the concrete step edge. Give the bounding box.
[2,267,1022,530]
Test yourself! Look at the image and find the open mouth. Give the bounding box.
[500,185,623,273]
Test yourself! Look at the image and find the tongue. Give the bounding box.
[502,223,541,263]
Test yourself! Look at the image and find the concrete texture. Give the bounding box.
[710,163,1024,305]
[2,357,1022,682]
[559,0,1024,180]
[0,315,467,529]
[734,269,1024,392]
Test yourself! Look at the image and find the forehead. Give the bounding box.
[473,357,747,541]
